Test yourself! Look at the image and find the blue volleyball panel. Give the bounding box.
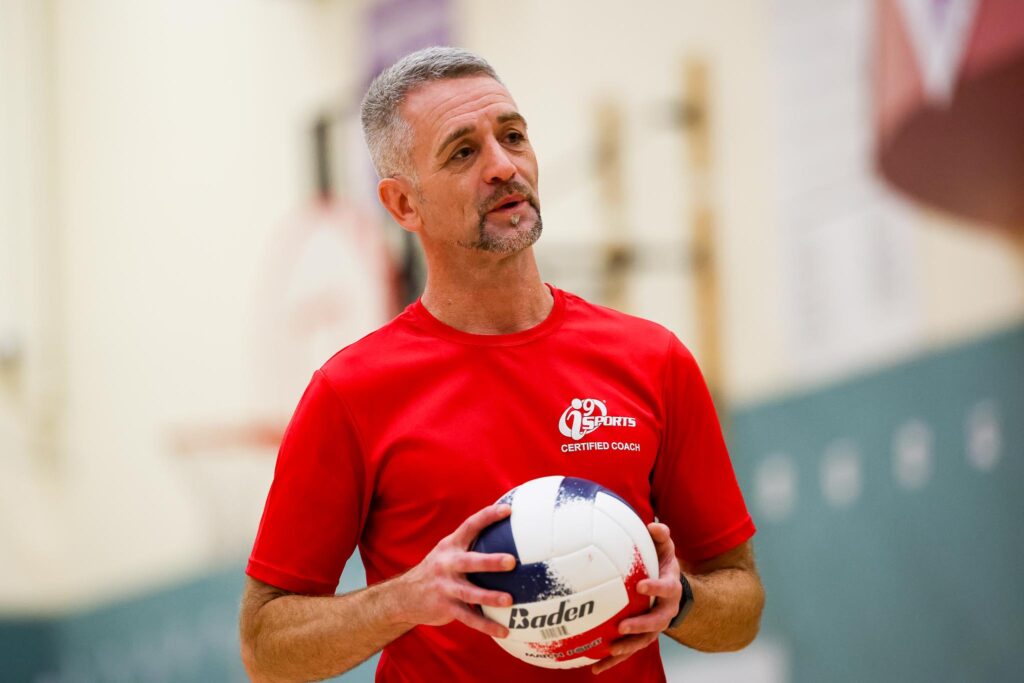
[496,486,518,506]
[470,516,518,557]
[557,477,632,510]
[555,477,601,506]
[467,558,571,603]
[468,515,572,602]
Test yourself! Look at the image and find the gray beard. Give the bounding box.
[462,207,543,254]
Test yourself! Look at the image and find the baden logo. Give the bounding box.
[508,600,596,630]
[559,398,637,441]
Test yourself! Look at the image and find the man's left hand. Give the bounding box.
[592,522,682,675]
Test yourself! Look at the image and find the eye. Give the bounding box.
[450,145,474,161]
[505,130,525,144]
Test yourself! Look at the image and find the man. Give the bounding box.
[240,47,763,682]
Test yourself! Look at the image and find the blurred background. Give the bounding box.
[1,0,1021,681]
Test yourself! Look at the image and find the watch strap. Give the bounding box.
[668,572,694,630]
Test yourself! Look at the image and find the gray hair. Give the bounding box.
[360,46,502,179]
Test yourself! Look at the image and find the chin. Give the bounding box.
[478,217,542,253]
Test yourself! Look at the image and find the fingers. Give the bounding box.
[619,573,680,634]
[451,581,513,608]
[617,600,675,635]
[617,587,678,634]
[636,575,681,600]
[449,551,516,574]
[647,522,671,542]
[405,505,518,632]
[609,633,659,658]
[647,522,676,560]
[647,524,681,602]
[591,634,658,674]
[592,652,629,675]
[451,503,512,547]
[454,604,510,639]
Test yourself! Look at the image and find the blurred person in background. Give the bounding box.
[239,46,764,682]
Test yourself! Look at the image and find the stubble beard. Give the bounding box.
[470,209,543,254]
[459,181,543,255]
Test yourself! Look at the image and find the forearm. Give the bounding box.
[664,565,764,652]
[242,577,413,682]
[241,505,517,681]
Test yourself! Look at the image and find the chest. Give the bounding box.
[353,344,665,572]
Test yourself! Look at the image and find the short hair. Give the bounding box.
[360,46,502,179]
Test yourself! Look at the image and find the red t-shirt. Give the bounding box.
[247,286,755,682]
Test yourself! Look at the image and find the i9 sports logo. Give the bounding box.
[559,398,637,441]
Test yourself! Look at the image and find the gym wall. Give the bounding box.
[0,1,1020,681]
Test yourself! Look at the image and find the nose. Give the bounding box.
[481,137,517,184]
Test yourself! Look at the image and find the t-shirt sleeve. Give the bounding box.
[650,334,756,563]
[245,369,366,595]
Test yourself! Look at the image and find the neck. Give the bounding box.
[419,247,553,335]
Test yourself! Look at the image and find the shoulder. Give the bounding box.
[315,305,431,391]
[558,288,685,359]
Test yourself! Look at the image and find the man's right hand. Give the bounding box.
[392,503,516,639]
[240,503,518,681]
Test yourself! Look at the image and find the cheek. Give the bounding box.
[519,157,539,188]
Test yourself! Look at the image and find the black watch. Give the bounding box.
[667,572,694,630]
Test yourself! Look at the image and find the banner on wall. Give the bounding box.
[364,0,453,83]
[875,0,1024,231]
[773,0,920,381]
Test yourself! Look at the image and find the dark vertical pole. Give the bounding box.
[313,115,332,200]
[595,101,631,310]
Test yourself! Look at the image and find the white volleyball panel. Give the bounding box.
[546,545,619,593]
[510,476,563,563]
[492,638,601,670]
[589,507,637,577]
[484,577,628,643]
[593,493,658,580]
[551,497,593,557]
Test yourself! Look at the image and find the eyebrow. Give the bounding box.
[434,111,528,159]
[497,111,527,127]
[436,125,474,159]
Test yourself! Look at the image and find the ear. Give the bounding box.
[378,177,422,233]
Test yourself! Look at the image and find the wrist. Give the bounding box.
[378,572,419,628]
[667,571,695,630]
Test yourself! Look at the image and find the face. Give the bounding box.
[384,75,542,256]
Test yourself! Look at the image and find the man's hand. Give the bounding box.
[592,522,682,675]
[393,503,516,639]
[240,503,518,681]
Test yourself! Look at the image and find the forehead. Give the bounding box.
[401,76,519,144]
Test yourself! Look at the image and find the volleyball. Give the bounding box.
[468,476,659,669]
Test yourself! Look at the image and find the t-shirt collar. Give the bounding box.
[407,284,566,347]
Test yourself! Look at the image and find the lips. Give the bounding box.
[488,194,528,215]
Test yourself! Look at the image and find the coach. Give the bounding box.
[240,47,764,682]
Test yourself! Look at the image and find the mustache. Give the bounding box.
[479,181,539,214]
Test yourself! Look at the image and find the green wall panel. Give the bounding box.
[0,552,376,681]
[728,325,1024,682]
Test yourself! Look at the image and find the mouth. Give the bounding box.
[488,194,528,214]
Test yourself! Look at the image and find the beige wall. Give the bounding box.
[916,211,1024,347]
[1,0,364,611]
[0,0,66,612]
[463,0,780,387]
